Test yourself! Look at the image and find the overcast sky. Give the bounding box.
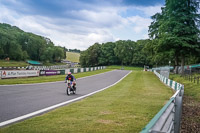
[0,0,165,50]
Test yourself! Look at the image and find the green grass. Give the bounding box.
[66,52,80,63]
[0,60,29,67]
[0,69,112,85]
[107,65,143,71]
[0,71,173,133]
[170,74,200,101]
[42,62,67,66]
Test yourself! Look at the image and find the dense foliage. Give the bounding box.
[80,40,152,67]
[148,0,200,73]
[0,23,66,62]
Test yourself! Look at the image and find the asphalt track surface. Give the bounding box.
[0,70,131,126]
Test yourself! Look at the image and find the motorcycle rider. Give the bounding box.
[65,72,76,88]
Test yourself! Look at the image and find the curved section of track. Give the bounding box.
[0,70,131,126]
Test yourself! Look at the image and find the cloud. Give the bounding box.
[0,0,164,50]
[134,5,163,16]
[127,15,152,33]
[121,0,164,6]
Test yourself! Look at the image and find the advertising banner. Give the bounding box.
[40,70,61,76]
[1,70,39,79]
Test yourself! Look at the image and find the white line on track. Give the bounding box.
[0,70,116,87]
[0,70,132,127]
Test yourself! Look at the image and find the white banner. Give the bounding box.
[65,69,70,74]
[74,68,78,73]
[1,70,39,79]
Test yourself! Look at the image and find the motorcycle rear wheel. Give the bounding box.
[73,87,76,94]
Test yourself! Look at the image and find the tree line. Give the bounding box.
[80,40,152,67]
[0,23,66,63]
[67,49,81,53]
[80,0,200,73]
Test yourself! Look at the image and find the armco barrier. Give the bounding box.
[64,66,106,75]
[141,70,184,133]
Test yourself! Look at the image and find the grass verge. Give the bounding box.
[170,74,200,101]
[169,74,200,132]
[0,71,173,133]
[0,69,112,85]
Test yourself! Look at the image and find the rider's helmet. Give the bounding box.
[68,72,71,75]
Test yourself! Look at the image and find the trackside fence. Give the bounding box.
[0,66,106,79]
[141,70,184,133]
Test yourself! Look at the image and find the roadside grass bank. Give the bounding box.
[0,71,173,133]
[42,62,67,66]
[0,60,67,67]
[170,74,200,132]
[0,60,29,67]
[0,69,112,85]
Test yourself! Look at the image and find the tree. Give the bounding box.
[114,40,134,66]
[132,39,152,66]
[99,42,119,65]
[87,43,102,66]
[80,50,89,67]
[53,46,64,62]
[149,0,200,74]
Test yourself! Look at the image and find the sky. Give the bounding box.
[0,0,165,50]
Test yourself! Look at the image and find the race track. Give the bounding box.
[0,70,131,126]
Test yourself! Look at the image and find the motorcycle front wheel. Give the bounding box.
[66,87,71,95]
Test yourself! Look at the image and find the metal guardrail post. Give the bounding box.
[174,86,184,133]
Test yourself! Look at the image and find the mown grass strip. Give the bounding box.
[0,69,112,85]
[0,71,173,133]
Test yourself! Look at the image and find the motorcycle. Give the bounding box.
[66,80,76,95]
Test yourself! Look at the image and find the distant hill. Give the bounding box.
[0,23,65,62]
[66,52,80,63]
